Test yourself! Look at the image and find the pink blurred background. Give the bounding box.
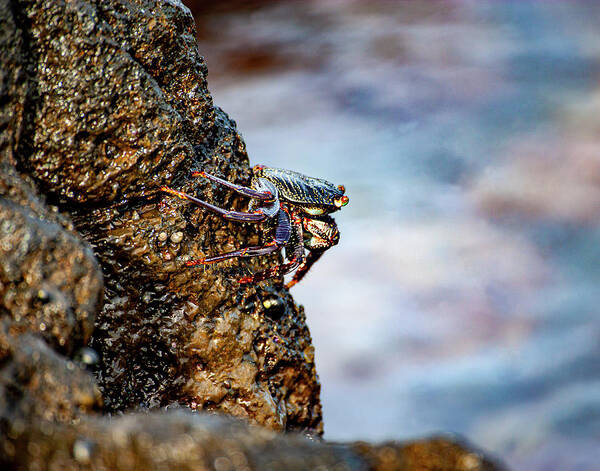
[185,1,600,469]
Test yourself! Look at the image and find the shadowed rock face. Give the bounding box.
[0,323,102,427]
[0,0,506,469]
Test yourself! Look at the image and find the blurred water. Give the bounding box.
[187,1,600,469]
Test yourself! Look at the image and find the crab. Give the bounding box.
[160,165,348,288]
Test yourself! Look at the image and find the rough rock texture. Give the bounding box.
[0,323,102,428]
[4,412,355,470]
[1,0,321,434]
[0,182,103,353]
[0,2,104,355]
[0,0,507,469]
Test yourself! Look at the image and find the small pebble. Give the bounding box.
[170,231,183,243]
[158,231,168,242]
[460,453,482,470]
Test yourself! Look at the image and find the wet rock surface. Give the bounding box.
[352,439,504,471]
[2,0,322,433]
[0,0,506,469]
[0,182,103,353]
[0,323,102,428]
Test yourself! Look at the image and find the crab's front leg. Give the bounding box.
[160,186,269,223]
[285,215,339,288]
[160,172,277,223]
[192,171,274,201]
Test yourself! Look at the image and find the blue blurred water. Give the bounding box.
[190,1,600,469]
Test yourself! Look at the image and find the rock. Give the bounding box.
[0,322,102,428]
[0,188,103,353]
[2,412,356,470]
[2,411,504,471]
[0,2,104,355]
[352,438,506,471]
[2,0,320,434]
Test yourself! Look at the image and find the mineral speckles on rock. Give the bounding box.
[352,439,504,471]
[21,1,196,205]
[30,0,322,433]
[0,198,103,353]
[2,413,363,471]
[171,231,184,244]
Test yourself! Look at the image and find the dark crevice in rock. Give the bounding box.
[5,0,38,174]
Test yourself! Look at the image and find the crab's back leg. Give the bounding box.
[284,249,325,289]
[160,186,268,222]
[239,210,305,284]
[186,241,279,266]
[186,209,291,266]
[192,171,274,201]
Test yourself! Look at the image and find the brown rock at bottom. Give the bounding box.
[2,410,505,471]
[0,322,102,429]
[352,438,506,471]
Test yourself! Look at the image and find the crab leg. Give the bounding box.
[192,171,274,201]
[160,186,268,222]
[238,256,302,284]
[186,210,291,267]
[186,241,280,266]
[239,211,305,284]
[285,249,324,289]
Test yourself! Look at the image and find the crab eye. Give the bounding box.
[335,195,349,208]
[337,184,346,194]
[253,164,266,175]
